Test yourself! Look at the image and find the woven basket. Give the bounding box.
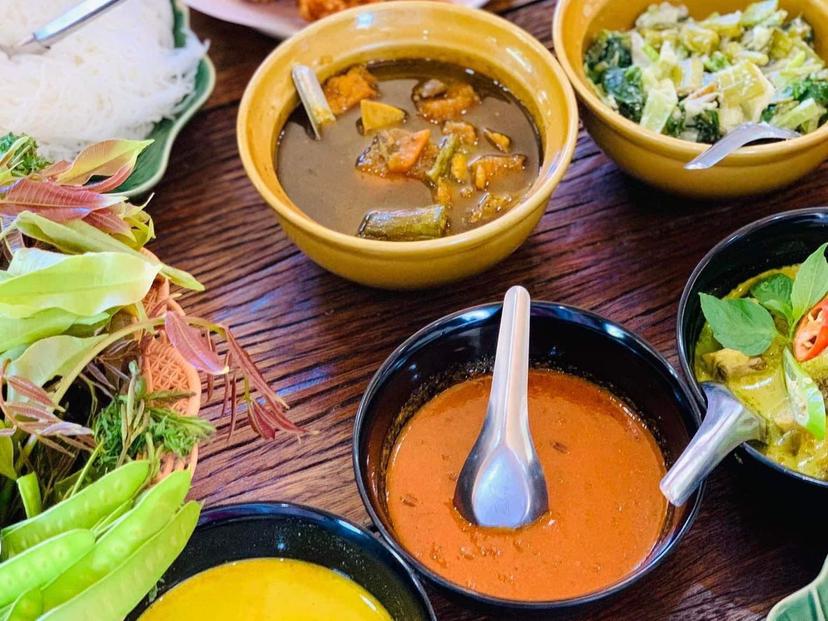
[140,272,202,481]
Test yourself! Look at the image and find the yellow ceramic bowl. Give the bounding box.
[553,0,828,199]
[238,2,578,289]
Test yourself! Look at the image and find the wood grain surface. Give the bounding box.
[154,3,828,619]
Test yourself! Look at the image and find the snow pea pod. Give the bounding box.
[0,530,94,607]
[41,470,192,610]
[39,501,200,621]
[1,589,42,621]
[1,461,149,559]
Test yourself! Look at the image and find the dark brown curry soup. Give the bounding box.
[276,59,542,238]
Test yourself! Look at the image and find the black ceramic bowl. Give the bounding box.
[353,301,702,615]
[128,502,436,620]
[677,207,828,492]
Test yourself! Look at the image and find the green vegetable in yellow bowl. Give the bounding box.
[695,244,828,478]
[584,0,828,142]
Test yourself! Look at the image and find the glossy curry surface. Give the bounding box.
[385,370,668,601]
[139,558,392,621]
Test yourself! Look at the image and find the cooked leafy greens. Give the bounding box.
[584,1,828,142]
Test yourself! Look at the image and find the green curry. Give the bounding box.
[694,246,828,479]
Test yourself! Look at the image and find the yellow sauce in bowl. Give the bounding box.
[139,557,392,621]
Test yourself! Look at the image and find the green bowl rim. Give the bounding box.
[122,0,216,197]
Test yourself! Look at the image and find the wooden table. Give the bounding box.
[156,4,828,619]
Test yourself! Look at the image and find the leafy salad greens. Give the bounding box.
[584,0,828,142]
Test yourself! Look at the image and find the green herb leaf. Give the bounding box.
[791,243,828,327]
[0,308,106,356]
[16,472,41,518]
[6,335,106,397]
[12,213,203,292]
[750,273,794,324]
[699,293,778,356]
[783,347,826,439]
[0,249,159,319]
[0,434,17,481]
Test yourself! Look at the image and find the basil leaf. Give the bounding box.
[699,293,778,356]
[783,347,826,440]
[791,243,828,326]
[750,273,793,325]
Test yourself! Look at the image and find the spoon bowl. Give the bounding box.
[454,286,548,529]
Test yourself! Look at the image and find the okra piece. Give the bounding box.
[1,461,149,559]
[0,530,95,607]
[39,501,201,621]
[358,205,448,241]
[426,134,459,183]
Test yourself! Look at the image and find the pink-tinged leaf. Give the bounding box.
[5,402,57,422]
[82,163,133,194]
[0,178,122,221]
[33,434,74,456]
[40,421,93,437]
[40,160,71,178]
[0,427,15,437]
[225,330,302,434]
[55,139,153,186]
[165,313,227,375]
[5,376,57,408]
[248,400,276,440]
[84,207,132,236]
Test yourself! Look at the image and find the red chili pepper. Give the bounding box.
[794,297,828,361]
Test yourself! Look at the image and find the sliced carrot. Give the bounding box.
[387,129,432,174]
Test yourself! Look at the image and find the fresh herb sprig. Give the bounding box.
[92,362,214,472]
[700,244,828,438]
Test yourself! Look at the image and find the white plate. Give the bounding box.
[184,0,488,40]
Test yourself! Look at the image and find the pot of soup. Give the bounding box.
[353,300,702,614]
[237,1,579,289]
[675,207,828,498]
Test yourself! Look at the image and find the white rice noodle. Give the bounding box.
[0,0,207,162]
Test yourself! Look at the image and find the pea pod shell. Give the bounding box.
[1,589,42,621]
[39,501,200,621]
[41,470,192,610]
[1,461,150,559]
[0,530,95,607]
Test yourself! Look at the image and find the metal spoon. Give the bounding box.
[684,122,799,171]
[454,286,549,529]
[660,382,767,506]
[1,0,126,57]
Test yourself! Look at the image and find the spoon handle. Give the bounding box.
[660,383,765,506]
[488,286,531,445]
[12,0,127,55]
[684,123,799,170]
